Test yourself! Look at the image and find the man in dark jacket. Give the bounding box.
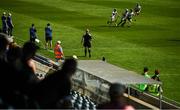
[81,29,92,58]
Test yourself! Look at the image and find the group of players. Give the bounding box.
[107,3,141,27]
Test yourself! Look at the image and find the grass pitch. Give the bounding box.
[0,0,180,102]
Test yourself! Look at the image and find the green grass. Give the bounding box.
[0,0,180,102]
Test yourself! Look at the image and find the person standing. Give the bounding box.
[29,24,37,43]
[7,13,14,36]
[1,12,8,34]
[45,23,52,49]
[81,29,92,58]
[54,41,64,63]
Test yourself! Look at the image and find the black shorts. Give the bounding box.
[46,37,52,42]
[83,42,91,48]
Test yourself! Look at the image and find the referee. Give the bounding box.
[81,29,92,58]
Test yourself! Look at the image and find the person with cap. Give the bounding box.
[45,23,52,49]
[29,24,37,43]
[7,13,14,36]
[54,40,64,63]
[1,12,8,34]
[97,83,134,110]
[148,69,163,96]
[81,28,92,58]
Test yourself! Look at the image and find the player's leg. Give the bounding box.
[117,17,124,26]
[84,47,87,57]
[127,18,132,27]
[88,48,91,58]
[50,38,52,49]
[121,19,126,27]
[45,37,48,49]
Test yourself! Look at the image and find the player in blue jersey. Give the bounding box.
[7,13,14,36]
[1,12,8,34]
[29,24,37,43]
[45,23,53,49]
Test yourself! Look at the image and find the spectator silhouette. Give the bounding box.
[21,41,39,74]
[6,44,22,68]
[31,57,77,108]
[0,33,13,92]
[97,83,134,110]
[16,41,40,94]
[0,33,9,62]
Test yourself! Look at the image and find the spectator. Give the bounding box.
[0,33,13,62]
[81,29,92,58]
[17,41,40,93]
[0,33,9,61]
[45,23,52,49]
[139,67,151,91]
[1,12,8,34]
[0,33,16,94]
[29,24,37,43]
[54,40,64,63]
[6,44,22,68]
[31,58,77,108]
[97,83,134,110]
[7,13,14,36]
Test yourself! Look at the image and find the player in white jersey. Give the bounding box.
[126,9,135,27]
[134,3,141,16]
[107,8,119,26]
